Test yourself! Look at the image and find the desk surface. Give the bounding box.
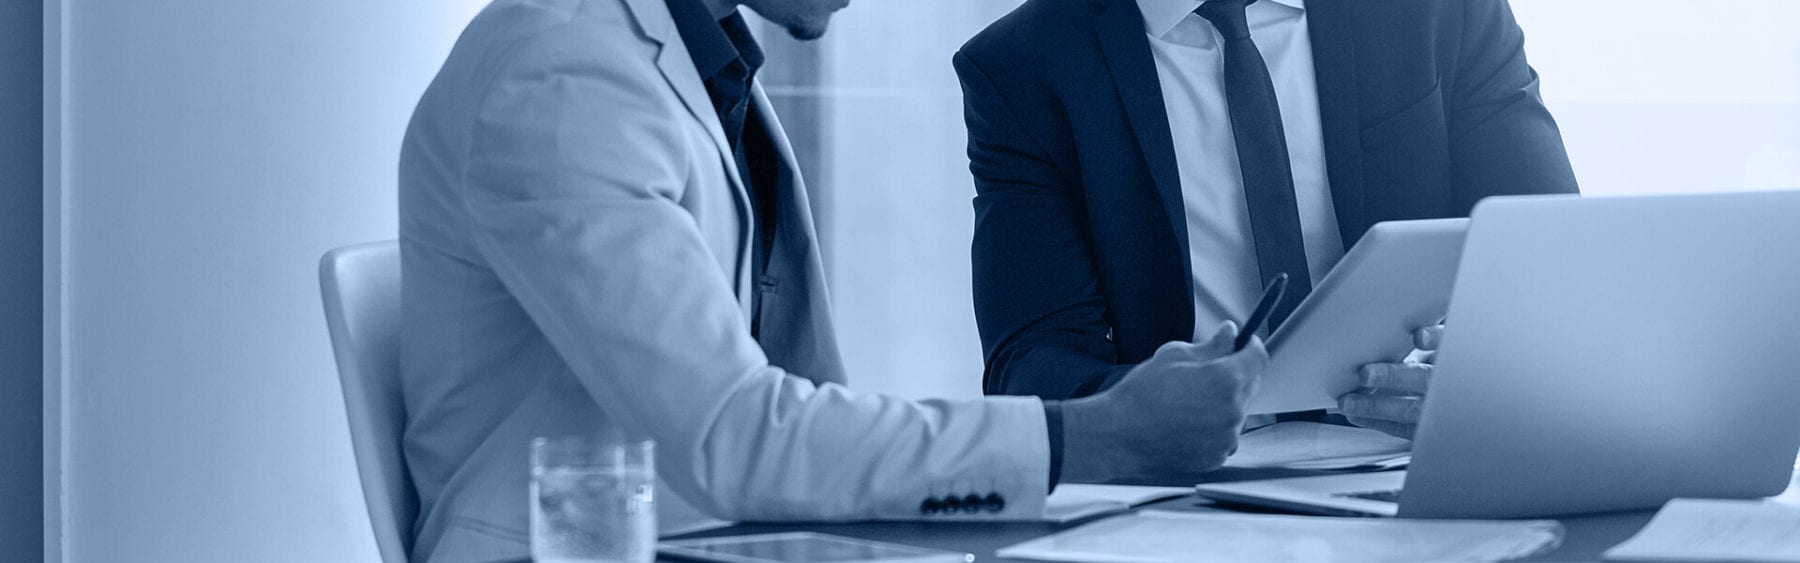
[657,496,1659,562]
[504,469,1800,562]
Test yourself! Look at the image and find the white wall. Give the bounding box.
[1512,0,1800,194]
[59,1,482,560]
[800,0,1027,400]
[2,1,44,561]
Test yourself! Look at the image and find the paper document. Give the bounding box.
[1039,484,1193,523]
[1604,498,1800,562]
[1225,422,1412,470]
[997,510,1563,563]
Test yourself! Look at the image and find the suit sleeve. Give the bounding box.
[955,51,1135,400]
[1447,0,1581,205]
[461,29,1049,521]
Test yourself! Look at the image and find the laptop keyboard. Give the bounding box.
[1335,489,1403,503]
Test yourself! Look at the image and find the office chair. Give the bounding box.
[320,240,415,563]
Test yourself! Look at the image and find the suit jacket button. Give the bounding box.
[983,493,1005,513]
[941,495,961,513]
[962,494,984,514]
[919,499,940,515]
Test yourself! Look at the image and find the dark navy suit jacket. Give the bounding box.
[954,0,1580,400]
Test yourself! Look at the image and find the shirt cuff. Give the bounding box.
[1043,400,1064,493]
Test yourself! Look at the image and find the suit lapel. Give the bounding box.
[1092,0,1193,276]
[750,85,805,222]
[1306,0,1366,247]
[620,0,757,296]
[747,84,850,386]
[749,84,823,256]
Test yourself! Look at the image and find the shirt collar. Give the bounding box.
[665,0,762,81]
[1137,0,1305,39]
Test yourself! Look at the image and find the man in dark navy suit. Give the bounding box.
[955,0,1579,439]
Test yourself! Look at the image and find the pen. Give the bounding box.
[1234,273,1289,351]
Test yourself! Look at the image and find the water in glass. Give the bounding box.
[531,438,656,563]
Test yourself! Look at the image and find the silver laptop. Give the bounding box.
[1196,191,1800,519]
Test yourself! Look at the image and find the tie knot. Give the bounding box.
[1195,0,1255,40]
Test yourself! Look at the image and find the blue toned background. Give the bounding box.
[38,0,488,560]
[13,0,1800,561]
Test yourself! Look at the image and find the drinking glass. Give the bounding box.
[530,436,656,563]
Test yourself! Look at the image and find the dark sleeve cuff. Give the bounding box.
[1044,400,1064,493]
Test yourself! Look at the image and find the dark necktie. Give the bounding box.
[1197,0,1312,332]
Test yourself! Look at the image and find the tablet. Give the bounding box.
[660,532,973,563]
[1244,218,1468,415]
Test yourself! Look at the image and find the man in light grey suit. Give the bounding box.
[398,0,1268,561]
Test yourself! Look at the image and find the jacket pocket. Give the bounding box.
[1357,81,1452,221]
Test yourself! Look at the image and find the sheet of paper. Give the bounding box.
[1039,484,1194,523]
[1280,453,1411,471]
[997,510,1564,563]
[1224,422,1412,470]
[1604,498,1800,562]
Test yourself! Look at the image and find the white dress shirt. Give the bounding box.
[1138,0,1345,341]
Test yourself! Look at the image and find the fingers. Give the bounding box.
[1194,337,1267,403]
[1343,416,1417,441]
[1338,392,1425,425]
[1230,333,1269,370]
[1230,335,1267,399]
[1359,362,1431,395]
[1340,364,1430,440]
[1139,325,1266,403]
[1414,324,1445,351]
[1190,333,1266,378]
[1152,321,1242,364]
[1152,339,1192,359]
[1190,321,1239,359]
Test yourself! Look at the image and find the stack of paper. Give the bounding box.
[1225,422,1412,471]
[1038,484,1194,523]
[1604,499,1800,561]
[997,510,1563,562]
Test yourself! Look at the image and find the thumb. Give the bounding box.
[1191,320,1239,360]
[1415,324,1446,351]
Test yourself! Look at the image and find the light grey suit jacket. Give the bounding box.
[397,0,1052,561]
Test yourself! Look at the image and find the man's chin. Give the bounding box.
[783,18,831,41]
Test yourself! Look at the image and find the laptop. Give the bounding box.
[1195,191,1800,519]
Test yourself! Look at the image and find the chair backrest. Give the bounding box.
[319,240,415,563]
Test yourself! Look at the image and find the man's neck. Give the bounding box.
[700,0,738,20]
